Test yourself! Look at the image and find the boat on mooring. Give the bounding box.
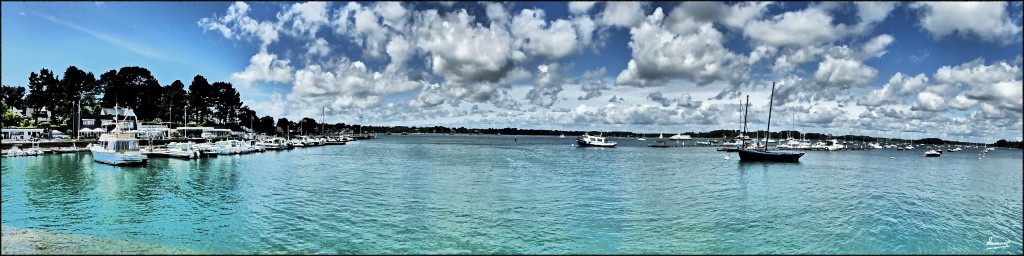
[577,133,617,147]
[90,116,148,165]
[737,82,805,162]
[924,150,941,157]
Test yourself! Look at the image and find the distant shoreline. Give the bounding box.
[1,225,202,254]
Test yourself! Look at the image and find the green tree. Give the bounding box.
[53,66,97,128]
[159,80,188,126]
[258,115,275,134]
[188,75,213,124]
[25,68,59,110]
[299,117,319,135]
[276,118,291,133]
[98,67,161,120]
[211,81,241,124]
[1,85,27,110]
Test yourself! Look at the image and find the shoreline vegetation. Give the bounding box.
[0,225,203,254]
[2,65,1020,148]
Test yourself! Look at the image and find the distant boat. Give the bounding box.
[577,134,617,147]
[559,134,565,138]
[669,134,692,140]
[637,134,646,141]
[924,150,941,157]
[737,83,805,162]
[648,140,670,148]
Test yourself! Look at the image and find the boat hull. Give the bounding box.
[576,140,616,147]
[737,149,804,162]
[91,149,148,165]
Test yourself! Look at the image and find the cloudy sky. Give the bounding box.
[3,2,1022,142]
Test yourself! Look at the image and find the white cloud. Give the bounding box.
[289,60,423,110]
[859,72,929,107]
[578,67,608,100]
[231,50,294,87]
[511,9,578,60]
[851,2,897,34]
[912,91,945,111]
[743,7,842,48]
[568,2,597,15]
[861,34,894,59]
[572,15,597,48]
[277,1,330,39]
[384,35,412,72]
[616,7,743,87]
[306,37,330,57]
[198,1,280,49]
[599,2,645,28]
[813,55,877,88]
[414,9,515,85]
[911,2,1022,45]
[525,63,568,107]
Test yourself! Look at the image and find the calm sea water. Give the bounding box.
[2,135,1021,254]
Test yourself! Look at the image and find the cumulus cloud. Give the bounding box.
[743,7,842,48]
[861,34,894,59]
[859,72,929,107]
[525,63,568,107]
[813,55,877,88]
[616,7,744,87]
[289,59,423,110]
[851,2,898,35]
[568,2,597,15]
[578,67,609,100]
[198,1,280,49]
[911,2,1022,45]
[511,9,578,60]
[647,91,702,109]
[231,50,294,87]
[934,58,1022,113]
[277,1,330,39]
[911,91,946,111]
[306,37,330,57]
[599,2,645,28]
[414,9,515,84]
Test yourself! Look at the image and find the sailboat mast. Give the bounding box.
[743,95,749,148]
[766,82,776,151]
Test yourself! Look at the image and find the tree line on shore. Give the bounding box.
[1,65,327,136]
[2,65,1020,148]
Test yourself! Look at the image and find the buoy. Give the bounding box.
[890,157,894,159]
[724,155,731,160]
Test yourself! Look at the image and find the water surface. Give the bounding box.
[2,135,1021,254]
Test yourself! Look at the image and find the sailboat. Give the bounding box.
[738,82,805,162]
[637,133,646,141]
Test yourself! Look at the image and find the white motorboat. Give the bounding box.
[924,150,941,157]
[577,134,617,147]
[91,133,148,165]
[5,146,26,157]
[669,134,692,140]
[90,108,148,165]
[166,142,202,159]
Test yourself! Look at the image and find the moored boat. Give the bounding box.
[737,82,804,162]
[577,134,617,147]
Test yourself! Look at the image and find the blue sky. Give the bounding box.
[2,2,1022,143]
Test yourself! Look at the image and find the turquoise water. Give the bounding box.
[2,135,1021,254]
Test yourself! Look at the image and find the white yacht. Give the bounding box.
[90,108,148,165]
[91,133,148,165]
[577,134,617,147]
[669,134,692,140]
[166,142,201,159]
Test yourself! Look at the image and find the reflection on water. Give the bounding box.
[2,136,1022,254]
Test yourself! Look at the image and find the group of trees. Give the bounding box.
[2,66,248,132]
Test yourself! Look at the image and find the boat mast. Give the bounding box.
[743,95,749,148]
[765,82,776,151]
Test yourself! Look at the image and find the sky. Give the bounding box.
[2,2,1022,143]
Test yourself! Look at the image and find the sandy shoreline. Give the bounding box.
[1,226,203,254]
